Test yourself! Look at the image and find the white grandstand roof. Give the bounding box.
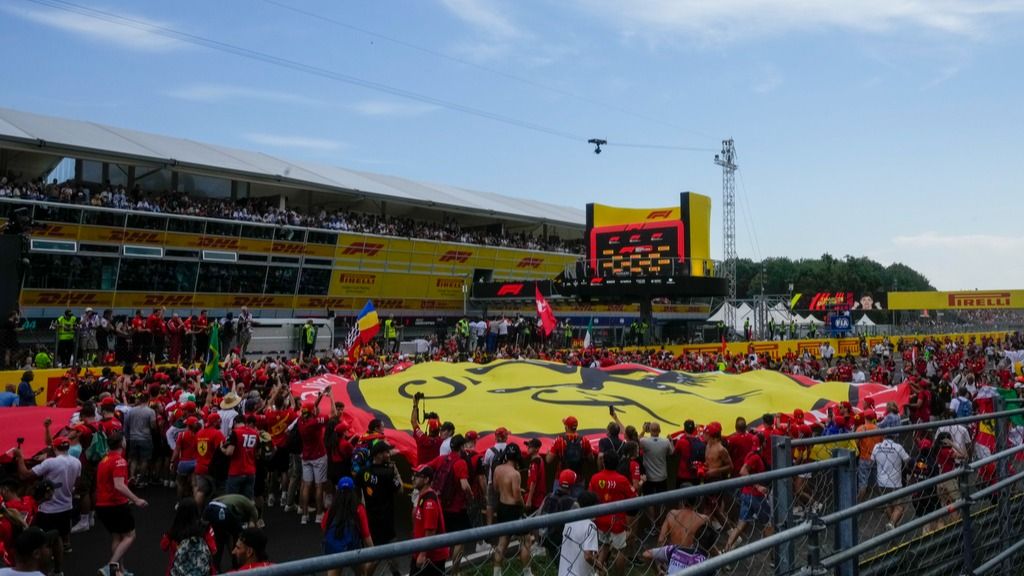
[0,107,585,227]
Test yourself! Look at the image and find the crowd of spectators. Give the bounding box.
[1,310,1023,574]
[0,177,583,254]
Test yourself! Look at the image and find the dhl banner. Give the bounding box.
[888,290,1024,310]
[291,360,875,463]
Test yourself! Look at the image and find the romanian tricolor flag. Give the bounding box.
[346,300,381,359]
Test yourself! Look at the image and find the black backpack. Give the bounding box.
[562,435,585,473]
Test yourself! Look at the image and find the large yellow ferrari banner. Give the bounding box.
[353,360,854,436]
[888,290,1024,310]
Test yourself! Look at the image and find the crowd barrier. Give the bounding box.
[239,405,1024,576]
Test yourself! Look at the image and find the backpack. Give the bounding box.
[688,435,707,466]
[350,442,371,477]
[432,454,471,508]
[170,536,212,576]
[323,513,362,554]
[562,435,585,473]
[85,427,109,464]
[485,446,505,486]
[539,493,577,553]
[956,398,973,418]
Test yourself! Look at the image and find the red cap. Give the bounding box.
[333,422,349,434]
[205,413,221,426]
[182,401,196,412]
[793,409,804,420]
[100,397,117,409]
[558,469,578,488]
[494,427,510,439]
[185,416,199,427]
[865,411,877,421]
[426,418,441,432]
[53,436,71,450]
[465,430,479,442]
[705,421,723,437]
[562,416,578,428]
[301,398,317,412]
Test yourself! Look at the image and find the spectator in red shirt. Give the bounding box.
[430,434,474,574]
[231,527,272,571]
[411,394,447,465]
[588,451,635,574]
[524,438,547,513]
[546,416,594,496]
[725,446,772,552]
[195,414,226,478]
[674,420,704,487]
[726,417,757,477]
[297,392,338,525]
[760,413,782,469]
[411,464,448,576]
[172,416,201,497]
[94,430,148,572]
[257,389,297,508]
[223,416,261,501]
[146,308,165,363]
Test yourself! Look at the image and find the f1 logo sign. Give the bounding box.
[646,210,673,220]
[496,284,525,297]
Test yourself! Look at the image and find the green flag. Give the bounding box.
[583,317,593,349]
[997,388,1024,426]
[205,322,221,384]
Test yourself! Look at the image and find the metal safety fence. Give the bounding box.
[242,407,1024,576]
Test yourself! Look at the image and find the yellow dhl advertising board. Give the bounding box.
[888,290,1024,310]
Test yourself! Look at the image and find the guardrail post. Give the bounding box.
[807,514,828,575]
[832,448,859,576]
[773,434,795,575]
[960,465,975,575]
[994,397,1011,576]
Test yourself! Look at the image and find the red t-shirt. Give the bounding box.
[132,316,145,332]
[228,425,259,477]
[412,489,449,563]
[937,446,958,473]
[298,416,328,461]
[178,429,199,461]
[413,429,444,465]
[195,427,226,476]
[549,433,594,474]
[526,456,547,510]
[761,427,781,468]
[674,435,695,480]
[96,450,130,507]
[726,432,757,476]
[740,452,767,497]
[259,409,296,448]
[589,470,634,533]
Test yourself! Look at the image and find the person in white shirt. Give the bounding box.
[15,431,81,559]
[935,413,971,454]
[558,492,600,576]
[871,435,910,529]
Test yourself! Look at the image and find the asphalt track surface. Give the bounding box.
[71,483,415,576]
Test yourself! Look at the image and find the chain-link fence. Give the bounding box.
[238,407,1024,576]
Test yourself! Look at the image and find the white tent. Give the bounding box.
[803,314,825,325]
[856,315,876,326]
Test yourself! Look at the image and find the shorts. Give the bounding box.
[177,460,197,476]
[740,493,771,524]
[443,510,471,533]
[301,455,328,484]
[857,460,875,490]
[643,479,667,496]
[598,530,628,550]
[96,504,135,535]
[938,479,961,504]
[127,439,153,461]
[369,515,396,545]
[269,447,291,473]
[226,475,255,500]
[33,509,72,538]
[486,485,499,509]
[496,502,523,524]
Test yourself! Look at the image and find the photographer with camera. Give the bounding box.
[411,392,448,466]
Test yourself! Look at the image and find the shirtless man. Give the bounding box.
[702,422,733,530]
[492,444,532,576]
[646,497,712,570]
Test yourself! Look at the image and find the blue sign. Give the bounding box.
[830,315,852,332]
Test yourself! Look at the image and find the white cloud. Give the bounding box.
[349,100,439,117]
[166,84,324,106]
[883,232,1024,289]
[5,5,183,51]
[576,0,1024,44]
[243,133,344,151]
[439,0,521,39]
[753,64,783,94]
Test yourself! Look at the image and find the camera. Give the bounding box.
[423,411,438,420]
[16,437,24,446]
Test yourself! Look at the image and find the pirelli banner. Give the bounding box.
[888,290,1024,310]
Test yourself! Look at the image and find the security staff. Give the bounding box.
[301,319,316,361]
[456,317,470,354]
[54,309,77,367]
[384,315,398,353]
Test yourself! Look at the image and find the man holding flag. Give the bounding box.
[346,300,381,359]
[205,321,221,385]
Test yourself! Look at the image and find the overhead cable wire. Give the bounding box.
[259,0,715,140]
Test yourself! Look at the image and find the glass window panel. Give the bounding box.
[297,267,330,295]
[167,217,205,234]
[33,205,81,224]
[264,266,298,294]
[274,227,304,242]
[81,209,126,227]
[206,221,239,237]
[125,213,167,231]
[306,231,336,245]
[116,259,198,292]
[25,254,118,290]
[241,224,274,240]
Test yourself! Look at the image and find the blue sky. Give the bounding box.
[2,0,1023,290]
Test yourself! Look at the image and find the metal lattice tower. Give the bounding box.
[714,139,738,334]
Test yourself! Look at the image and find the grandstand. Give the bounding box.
[0,107,713,333]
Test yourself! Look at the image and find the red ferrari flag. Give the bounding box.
[535,283,557,337]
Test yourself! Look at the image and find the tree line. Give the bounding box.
[732,254,934,300]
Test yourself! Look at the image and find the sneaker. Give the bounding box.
[301,514,309,525]
[256,518,266,529]
[267,495,276,507]
[283,504,295,513]
[885,522,895,531]
[792,506,805,517]
[811,502,825,514]
[280,491,288,504]
[70,517,91,534]
[314,513,324,524]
